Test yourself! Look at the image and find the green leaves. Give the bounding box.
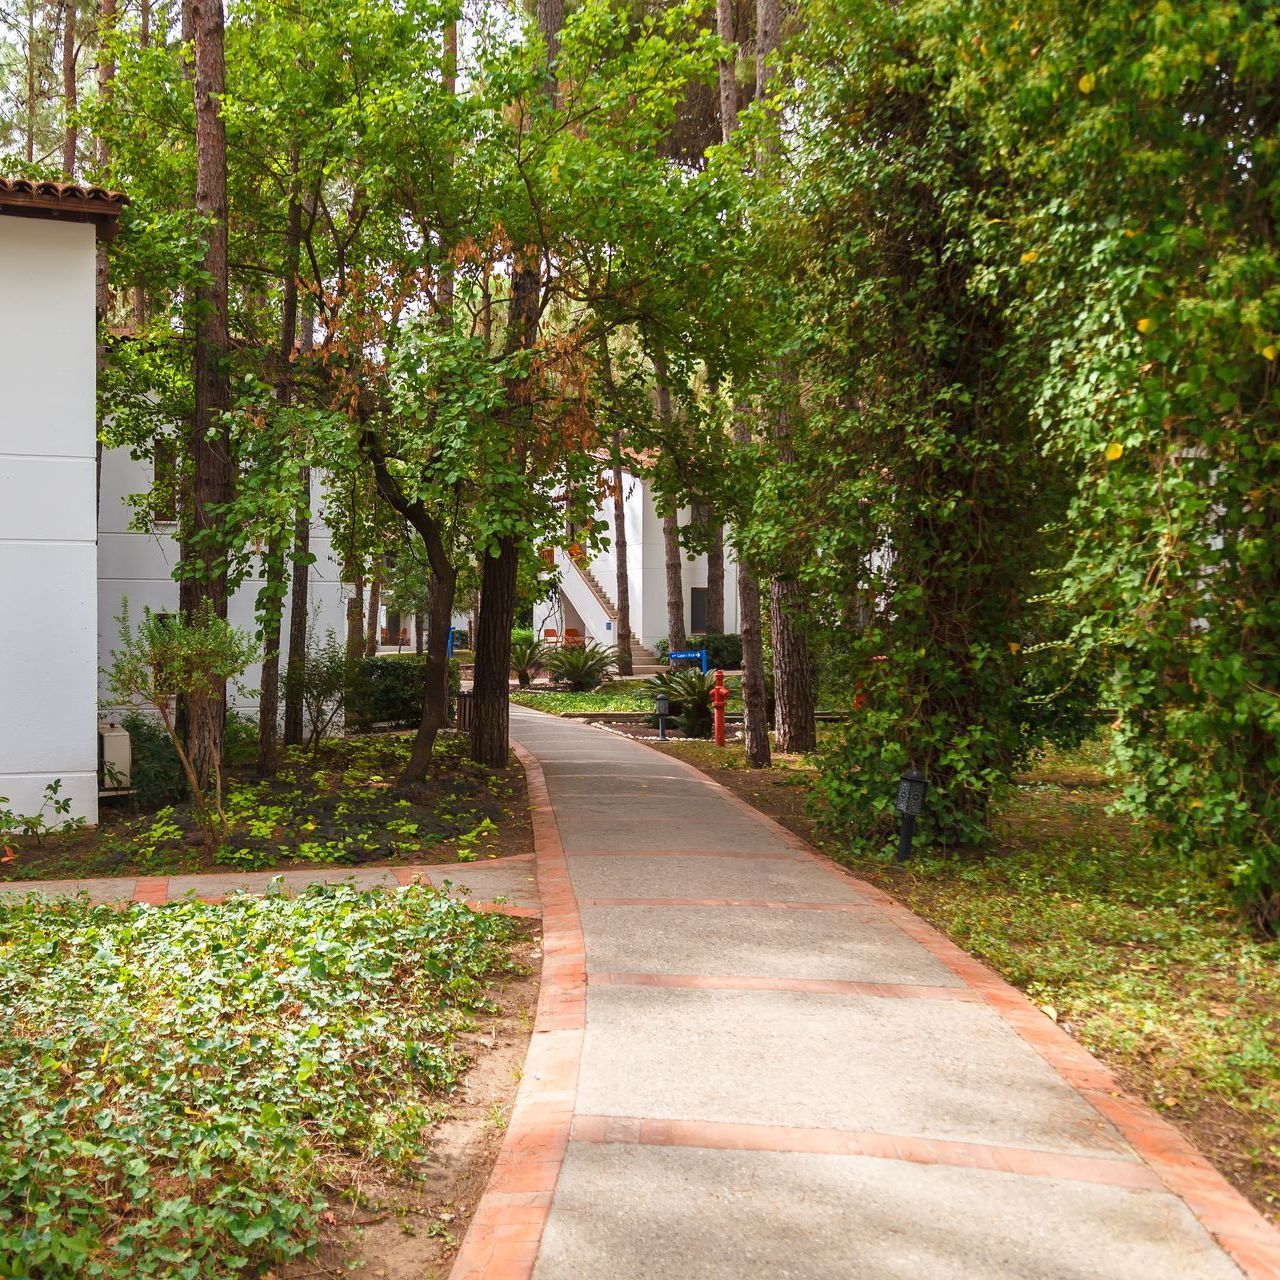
[0,884,516,1278]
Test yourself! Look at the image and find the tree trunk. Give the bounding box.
[415,610,424,655]
[771,579,816,752]
[364,560,382,657]
[611,450,633,675]
[733,404,772,768]
[257,186,302,773]
[346,578,365,661]
[97,0,116,167]
[61,0,77,177]
[716,0,738,137]
[697,504,726,635]
[756,0,778,99]
[662,510,687,652]
[181,0,232,792]
[600,341,633,675]
[471,535,519,767]
[282,301,314,746]
[768,373,816,752]
[650,346,687,652]
[399,563,457,784]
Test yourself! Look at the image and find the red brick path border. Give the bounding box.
[448,740,586,1280]
[3,855,539,913]
[641,741,1280,1279]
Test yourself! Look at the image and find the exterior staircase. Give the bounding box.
[568,560,663,675]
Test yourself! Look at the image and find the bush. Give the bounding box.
[121,712,188,809]
[654,637,670,665]
[688,633,743,670]
[645,668,714,738]
[225,709,258,767]
[283,628,349,748]
[548,641,616,691]
[346,655,461,730]
[509,635,548,687]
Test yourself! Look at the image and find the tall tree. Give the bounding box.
[60,0,76,175]
[281,303,314,747]
[179,0,233,789]
[256,180,302,773]
[756,0,815,753]
[718,0,770,765]
[601,339,634,675]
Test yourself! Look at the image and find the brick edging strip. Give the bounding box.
[448,739,586,1280]
[639,739,1280,1278]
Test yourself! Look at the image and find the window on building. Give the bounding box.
[153,436,178,524]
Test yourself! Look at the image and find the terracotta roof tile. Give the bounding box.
[0,177,127,222]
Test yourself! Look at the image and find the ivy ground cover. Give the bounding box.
[0,883,519,1277]
[0,733,526,881]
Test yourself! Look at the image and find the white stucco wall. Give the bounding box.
[0,216,100,824]
[97,447,349,716]
[558,471,742,650]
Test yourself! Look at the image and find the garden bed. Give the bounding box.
[1,732,531,882]
[0,882,536,1278]
[646,734,1280,1225]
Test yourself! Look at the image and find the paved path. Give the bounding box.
[0,855,540,915]
[453,708,1280,1280]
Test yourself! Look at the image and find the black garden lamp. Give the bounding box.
[655,693,671,741]
[895,768,927,862]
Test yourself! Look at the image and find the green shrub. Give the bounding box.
[654,637,670,665]
[548,642,616,692]
[645,668,714,738]
[688,633,743,670]
[283,627,349,748]
[346,655,427,729]
[509,635,548,687]
[121,712,188,809]
[346,655,461,730]
[225,709,258,767]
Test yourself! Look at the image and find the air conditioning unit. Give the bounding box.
[98,721,132,792]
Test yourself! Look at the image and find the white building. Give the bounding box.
[0,179,122,826]
[548,468,739,661]
[97,444,349,715]
[0,177,726,830]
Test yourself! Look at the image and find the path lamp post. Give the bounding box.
[655,693,670,741]
[895,768,927,862]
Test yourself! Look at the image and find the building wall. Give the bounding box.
[97,445,350,715]
[0,217,100,824]
[562,471,742,651]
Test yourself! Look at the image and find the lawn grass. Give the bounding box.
[649,732,1280,1222]
[0,883,520,1277]
[510,679,655,715]
[510,676,745,717]
[1,733,527,881]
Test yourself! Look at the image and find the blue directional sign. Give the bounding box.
[669,648,708,674]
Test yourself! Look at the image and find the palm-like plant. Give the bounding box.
[510,635,549,688]
[644,668,714,738]
[548,641,617,691]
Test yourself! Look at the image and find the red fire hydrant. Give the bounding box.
[712,668,730,747]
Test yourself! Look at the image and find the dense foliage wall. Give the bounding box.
[767,0,1280,926]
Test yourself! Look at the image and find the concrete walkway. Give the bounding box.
[452,707,1280,1280]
